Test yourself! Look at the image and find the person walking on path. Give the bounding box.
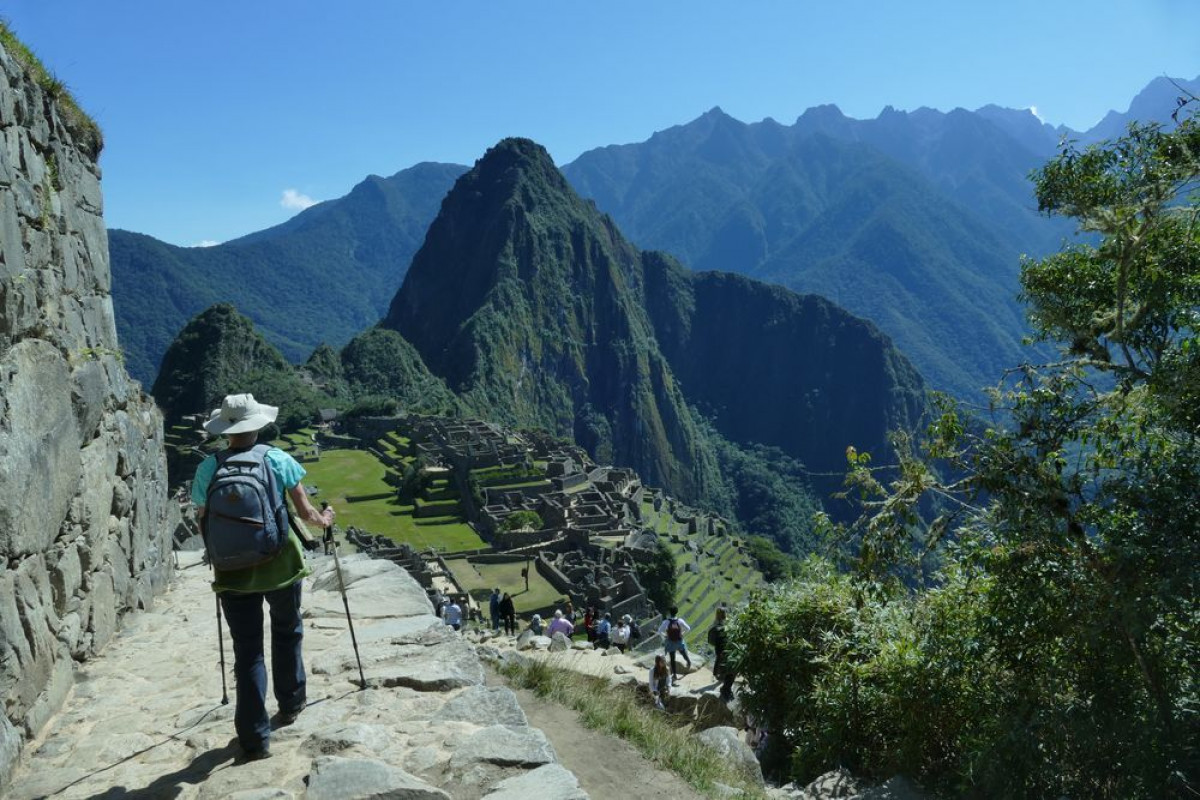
[499,592,516,636]
[442,597,463,631]
[192,393,334,761]
[708,606,735,700]
[595,612,612,649]
[546,609,574,638]
[649,655,671,710]
[656,606,692,684]
[611,616,631,652]
[489,588,502,631]
[583,607,596,642]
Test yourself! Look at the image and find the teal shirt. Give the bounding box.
[193,446,312,594]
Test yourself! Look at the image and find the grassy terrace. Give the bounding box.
[274,432,485,553]
[447,557,565,616]
[640,500,764,648]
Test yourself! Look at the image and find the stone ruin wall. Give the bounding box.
[0,41,178,789]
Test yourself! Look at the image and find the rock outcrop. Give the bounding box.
[0,37,178,791]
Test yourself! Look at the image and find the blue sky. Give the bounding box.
[5,1,1198,246]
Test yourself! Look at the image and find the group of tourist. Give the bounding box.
[434,585,739,714]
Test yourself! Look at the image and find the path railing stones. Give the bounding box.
[5,552,588,800]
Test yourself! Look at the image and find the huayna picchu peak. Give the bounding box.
[381,136,928,530]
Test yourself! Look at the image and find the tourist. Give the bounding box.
[564,600,576,625]
[191,393,334,761]
[595,612,612,649]
[499,592,516,636]
[546,609,574,638]
[583,606,596,642]
[656,606,692,683]
[708,606,735,700]
[529,613,544,635]
[611,616,631,653]
[489,588,502,631]
[443,597,463,631]
[649,654,671,710]
[624,613,642,646]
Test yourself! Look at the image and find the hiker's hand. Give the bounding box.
[303,537,320,552]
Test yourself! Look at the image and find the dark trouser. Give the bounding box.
[503,614,516,635]
[666,641,691,677]
[220,582,306,752]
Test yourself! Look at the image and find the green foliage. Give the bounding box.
[744,535,799,582]
[732,118,1200,798]
[500,659,769,798]
[710,432,824,555]
[637,539,677,612]
[152,303,324,432]
[499,510,542,532]
[343,395,401,418]
[339,326,458,413]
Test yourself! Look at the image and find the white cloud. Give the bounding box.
[1028,105,1044,121]
[193,239,220,248]
[280,188,317,211]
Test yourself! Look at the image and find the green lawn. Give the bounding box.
[447,558,565,615]
[299,449,485,552]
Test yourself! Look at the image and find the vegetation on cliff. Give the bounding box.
[0,20,102,156]
[109,162,465,382]
[728,118,1200,798]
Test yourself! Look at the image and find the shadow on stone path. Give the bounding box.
[7,552,589,799]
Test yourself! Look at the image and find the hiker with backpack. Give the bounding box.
[656,606,692,684]
[498,592,516,636]
[192,393,334,761]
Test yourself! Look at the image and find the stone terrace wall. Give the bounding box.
[0,41,178,790]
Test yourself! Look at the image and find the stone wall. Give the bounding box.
[0,41,178,791]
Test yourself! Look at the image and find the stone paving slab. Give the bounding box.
[6,551,587,799]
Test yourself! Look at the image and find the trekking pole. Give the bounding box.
[215,594,229,705]
[325,502,367,690]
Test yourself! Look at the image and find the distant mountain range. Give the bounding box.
[154,139,927,553]
[111,75,1199,400]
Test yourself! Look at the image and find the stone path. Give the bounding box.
[6,552,587,799]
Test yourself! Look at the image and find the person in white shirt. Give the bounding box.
[656,606,692,683]
[611,618,631,652]
[442,598,463,631]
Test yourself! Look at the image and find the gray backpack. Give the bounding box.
[203,444,288,571]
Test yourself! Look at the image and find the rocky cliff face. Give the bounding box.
[0,39,177,791]
[384,138,726,504]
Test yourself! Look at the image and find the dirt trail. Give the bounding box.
[487,669,705,800]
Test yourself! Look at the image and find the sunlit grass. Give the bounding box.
[500,659,767,799]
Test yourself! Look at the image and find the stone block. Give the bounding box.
[696,726,764,787]
[449,725,556,769]
[435,686,527,727]
[0,714,20,798]
[306,755,449,800]
[0,341,81,557]
[21,649,71,736]
[49,541,82,615]
[87,569,116,653]
[484,763,587,800]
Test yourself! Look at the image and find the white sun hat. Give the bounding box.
[203,393,279,435]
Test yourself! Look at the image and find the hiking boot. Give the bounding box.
[278,702,306,725]
[241,745,271,762]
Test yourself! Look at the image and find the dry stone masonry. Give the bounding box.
[0,39,179,791]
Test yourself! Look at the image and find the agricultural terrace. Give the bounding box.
[640,500,765,648]
[275,430,485,553]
